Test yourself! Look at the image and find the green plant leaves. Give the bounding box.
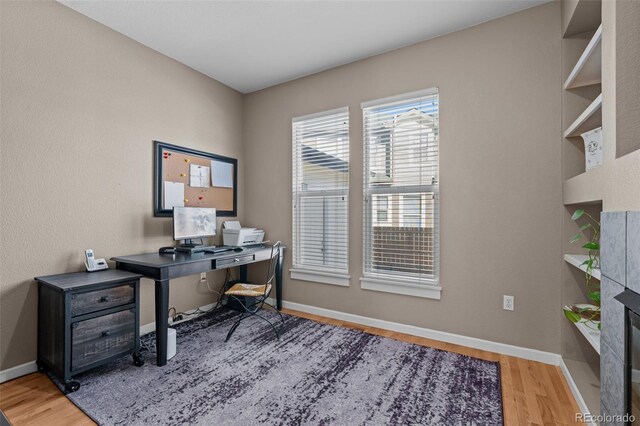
[570,233,583,243]
[564,309,581,323]
[572,209,585,221]
[579,223,591,231]
[582,242,599,250]
[589,291,601,304]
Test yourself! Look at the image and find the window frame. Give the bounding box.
[361,88,441,299]
[290,107,351,287]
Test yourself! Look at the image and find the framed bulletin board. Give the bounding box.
[154,140,237,217]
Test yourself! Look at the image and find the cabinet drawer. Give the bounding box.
[71,283,135,317]
[216,254,255,268]
[71,309,135,371]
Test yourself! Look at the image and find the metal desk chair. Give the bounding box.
[223,241,284,342]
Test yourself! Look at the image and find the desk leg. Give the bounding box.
[239,264,248,283]
[276,247,283,311]
[155,279,169,366]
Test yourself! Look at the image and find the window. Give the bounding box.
[361,89,440,299]
[375,195,390,224]
[291,107,350,286]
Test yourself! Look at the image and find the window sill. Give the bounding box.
[290,268,350,287]
[360,276,441,299]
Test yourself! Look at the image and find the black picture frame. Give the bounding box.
[153,140,238,217]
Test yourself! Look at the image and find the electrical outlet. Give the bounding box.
[503,295,514,311]
[200,272,207,281]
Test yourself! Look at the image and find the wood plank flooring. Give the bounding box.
[0,308,580,425]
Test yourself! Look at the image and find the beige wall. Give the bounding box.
[0,1,243,369]
[243,3,563,353]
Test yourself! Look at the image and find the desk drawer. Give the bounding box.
[216,254,255,268]
[71,283,135,317]
[71,309,135,371]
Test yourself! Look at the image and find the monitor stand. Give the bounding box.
[178,239,202,248]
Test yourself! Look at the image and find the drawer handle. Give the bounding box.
[100,296,111,303]
[102,330,111,337]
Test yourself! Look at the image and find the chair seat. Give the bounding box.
[225,283,271,297]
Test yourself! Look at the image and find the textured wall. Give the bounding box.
[0,1,243,369]
[243,3,563,353]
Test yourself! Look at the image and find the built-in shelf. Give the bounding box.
[564,305,601,355]
[564,254,601,280]
[564,93,602,138]
[563,0,602,37]
[564,25,602,89]
[573,317,601,355]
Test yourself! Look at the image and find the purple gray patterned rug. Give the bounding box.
[55,309,503,425]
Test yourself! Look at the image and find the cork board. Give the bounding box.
[154,141,237,217]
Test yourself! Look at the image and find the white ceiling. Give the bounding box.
[59,0,550,94]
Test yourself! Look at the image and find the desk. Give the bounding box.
[111,244,284,366]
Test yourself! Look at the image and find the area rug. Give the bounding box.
[54,309,503,425]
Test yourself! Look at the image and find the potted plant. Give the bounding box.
[563,209,601,330]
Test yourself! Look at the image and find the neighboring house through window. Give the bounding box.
[362,89,440,299]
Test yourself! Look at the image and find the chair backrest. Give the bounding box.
[265,241,282,287]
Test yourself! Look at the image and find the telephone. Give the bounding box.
[84,249,108,272]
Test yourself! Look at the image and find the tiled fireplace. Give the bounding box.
[600,212,640,425]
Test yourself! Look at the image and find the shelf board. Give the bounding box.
[575,318,601,355]
[564,93,602,138]
[564,254,601,280]
[565,306,601,355]
[564,24,602,89]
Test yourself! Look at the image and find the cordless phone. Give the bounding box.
[84,249,108,272]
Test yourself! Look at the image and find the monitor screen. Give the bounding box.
[173,207,217,241]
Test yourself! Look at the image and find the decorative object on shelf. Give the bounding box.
[581,126,603,171]
[564,208,601,330]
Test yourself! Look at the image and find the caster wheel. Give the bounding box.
[133,352,144,367]
[64,381,80,393]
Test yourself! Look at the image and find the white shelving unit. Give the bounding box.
[564,93,602,138]
[564,255,601,354]
[564,25,603,90]
[564,253,601,280]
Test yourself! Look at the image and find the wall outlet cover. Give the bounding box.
[503,295,514,311]
[200,272,207,281]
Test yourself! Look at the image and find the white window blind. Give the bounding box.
[292,107,349,277]
[362,89,439,290]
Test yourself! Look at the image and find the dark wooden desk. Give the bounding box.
[111,244,285,366]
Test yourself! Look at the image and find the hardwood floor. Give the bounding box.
[0,308,580,425]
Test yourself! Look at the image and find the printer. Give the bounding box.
[222,221,265,247]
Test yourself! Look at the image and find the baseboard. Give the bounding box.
[0,361,37,384]
[139,302,218,336]
[559,359,594,426]
[273,299,562,366]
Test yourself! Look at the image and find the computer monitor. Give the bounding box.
[173,207,216,245]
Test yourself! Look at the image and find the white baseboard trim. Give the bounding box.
[140,301,218,336]
[274,299,562,366]
[559,359,594,426]
[0,361,37,384]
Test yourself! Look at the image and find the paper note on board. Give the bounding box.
[211,160,233,188]
[189,164,210,188]
[164,181,185,209]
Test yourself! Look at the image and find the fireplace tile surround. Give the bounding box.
[600,211,640,424]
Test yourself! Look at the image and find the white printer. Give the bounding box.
[222,221,265,247]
